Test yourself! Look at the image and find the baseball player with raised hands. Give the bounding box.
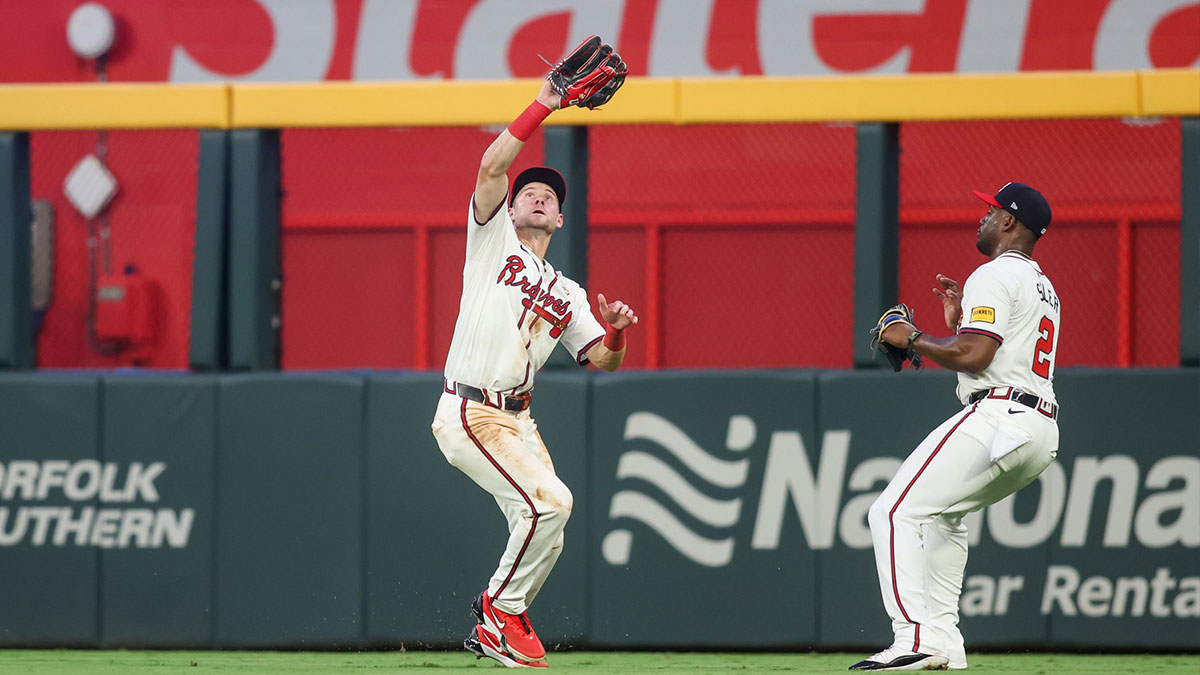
[856,182,1061,671]
[430,36,632,669]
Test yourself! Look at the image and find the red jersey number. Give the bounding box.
[1032,316,1055,379]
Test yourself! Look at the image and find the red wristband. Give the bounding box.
[604,324,626,351]
[508,100,552,142]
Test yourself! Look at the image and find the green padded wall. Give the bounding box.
[0,376,100,645]
[214,375,365,647]
[587,371,820,647]
[100,377,216,647]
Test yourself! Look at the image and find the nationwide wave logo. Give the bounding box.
[601,412,757,567]
[600,410,1199,573]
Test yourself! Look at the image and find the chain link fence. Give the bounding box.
[275,117,1184,370]
[588,123,858,369]
[899,118,1181,368]
[29,129,199,368]
[280,126,547,370]
[25,117,1184,371]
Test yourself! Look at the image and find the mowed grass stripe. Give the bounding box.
[0,650,1196,674]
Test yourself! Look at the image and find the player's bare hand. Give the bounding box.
[536,80,562,111]
[932,274,962,330]
[598,293,638,330]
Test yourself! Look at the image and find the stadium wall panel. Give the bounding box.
[0,375,100,646]
[0,370,1195,650]
[100,376,216,647]
[213,375,365,647]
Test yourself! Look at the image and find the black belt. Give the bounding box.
[969,387,1058,420]
[446,381,531,413]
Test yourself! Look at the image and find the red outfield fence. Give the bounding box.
[277,117,1181,370]
[2,70,1196,371]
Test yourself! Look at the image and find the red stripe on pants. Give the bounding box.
[460,398,540,601]
[887,404,978,652]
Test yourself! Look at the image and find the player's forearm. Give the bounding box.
[482,89,558,176]
[479,130,526,181]
[911,334,991,374]
[475,127,533,216]
[586,323,630,371]
[588,344,625,372]
[476,93,557,204]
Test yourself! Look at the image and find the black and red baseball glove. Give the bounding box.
[547,35,628,110]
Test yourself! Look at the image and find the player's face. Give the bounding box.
[976,205,1003,254]
[511,183,562,232]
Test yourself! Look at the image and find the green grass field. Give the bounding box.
[0,650,1196,674]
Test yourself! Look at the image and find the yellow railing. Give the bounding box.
[1,69,1196,130]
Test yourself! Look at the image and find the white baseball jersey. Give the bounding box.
[955,250,1061,405]
[442,196,605,393]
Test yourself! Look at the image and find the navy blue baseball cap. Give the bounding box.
[973,182,1051,237]
[511,167,566,208]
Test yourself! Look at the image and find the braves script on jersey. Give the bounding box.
[955,250,1060,405]
[443,197,605,393]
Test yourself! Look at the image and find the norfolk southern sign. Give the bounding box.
[0,460,193,549]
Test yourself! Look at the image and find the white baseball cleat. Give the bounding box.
[849,646,949,671]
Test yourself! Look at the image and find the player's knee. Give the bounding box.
[537,484,573,519]
[430,419,463,467]
[867,495,892,532]
[555,485,574,516]
[437,441,467,469]
[881,497,935,527]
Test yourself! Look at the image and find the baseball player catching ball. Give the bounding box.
[856,182,1060,671]
[430,36,632,669]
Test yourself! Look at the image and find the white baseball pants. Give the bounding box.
[432,392,572,615]
[868,398,1059,666]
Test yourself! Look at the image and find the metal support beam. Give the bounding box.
[1182,117,1200,367]
[542,126,590,370]
[853,123,900,369]
[0,132,32,369]
[190,130,231,371]
[227,129,281,371]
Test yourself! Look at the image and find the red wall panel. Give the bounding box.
[588,228,649,370]
[280,127,546,371]
[281,229,416,370]
[1130,222,1181,367]
[428,229,468,372]
[658,226,855,368]
[589,124,857,225]
[1035,222,1120,367]
[33,130,197,369]
[898,118,1181,371]
[283,127,546,227]
[276,119,1181,372]
[899,219,1180,369]
[27,119,1180,371]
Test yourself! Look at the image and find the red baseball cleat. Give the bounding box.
[472,591,547,663]
[467,624,549,668]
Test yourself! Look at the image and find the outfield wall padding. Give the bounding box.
[0,370,1195,650]
[100,376,217,647]
[0,375,99,646]
[214,375,365,647]
[588,371,820,648]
